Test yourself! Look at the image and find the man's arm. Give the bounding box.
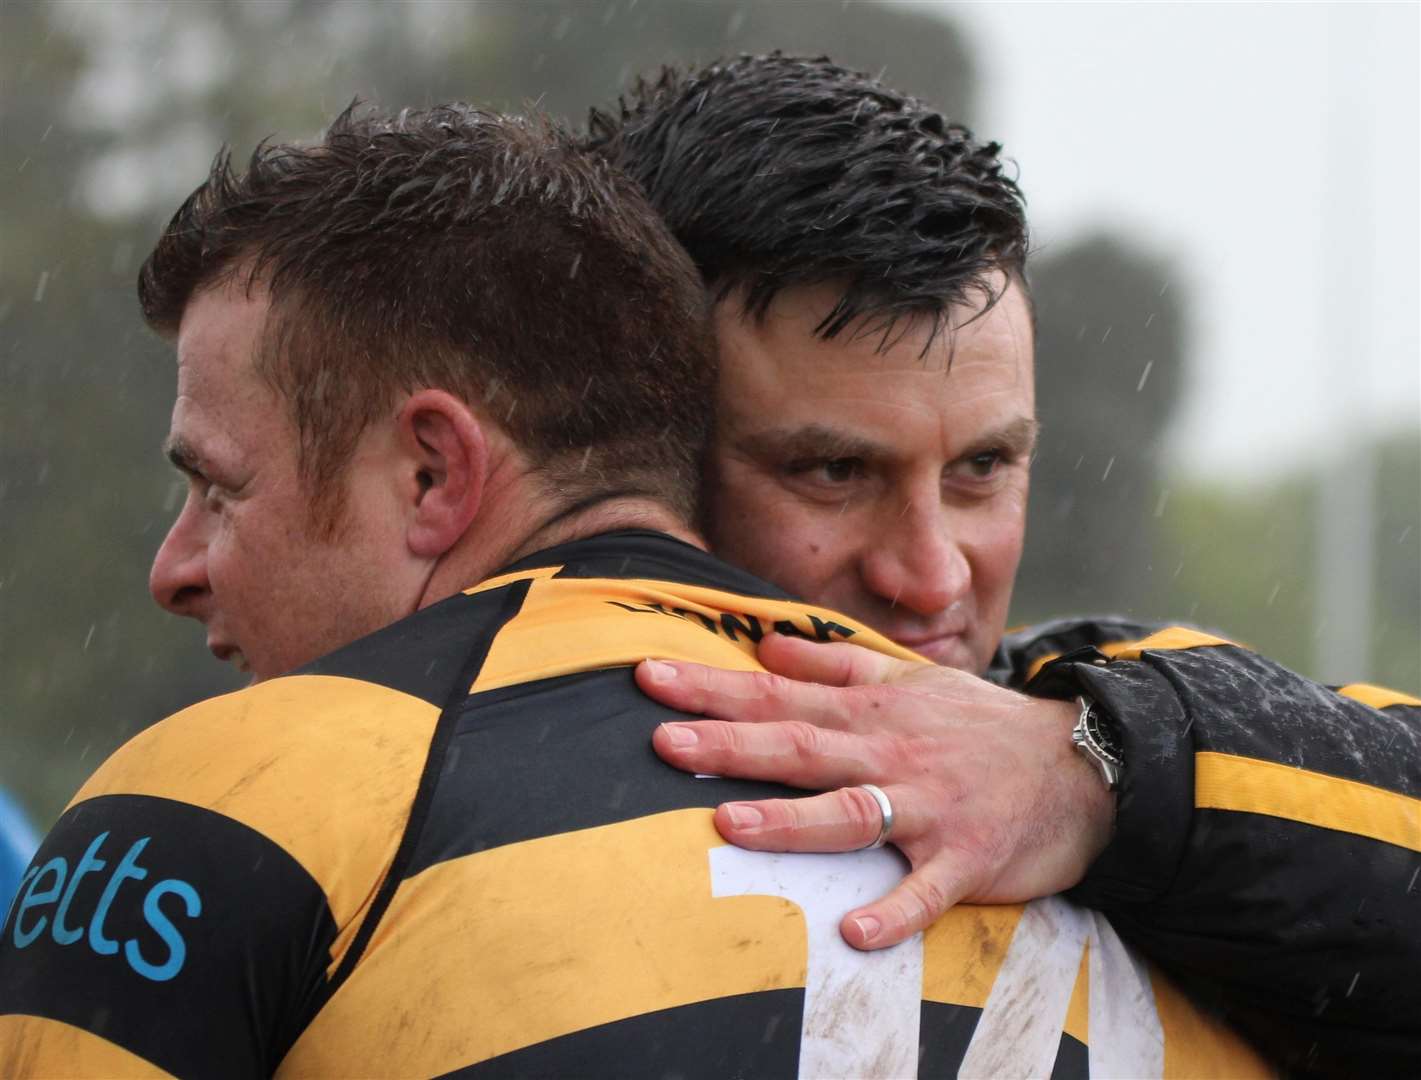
[636,631,1421,1074]
[1029,630,1421,1076]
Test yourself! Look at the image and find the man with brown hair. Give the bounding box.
[0,100,1271,1077]
[590,53,1421,1075]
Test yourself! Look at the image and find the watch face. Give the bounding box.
[1085,709,1123,762]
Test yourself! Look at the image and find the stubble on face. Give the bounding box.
[703,279,1036,673]
[152,283,418,683]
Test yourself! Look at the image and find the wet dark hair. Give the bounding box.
[585,53,1029,341]
[140,103,715,527]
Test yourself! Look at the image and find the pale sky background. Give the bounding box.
[941,0,1420,485]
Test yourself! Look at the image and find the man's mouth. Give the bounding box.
[888,629,975,670]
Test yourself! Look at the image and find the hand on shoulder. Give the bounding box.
[637,634,1116,950]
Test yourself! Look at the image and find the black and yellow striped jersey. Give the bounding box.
[998,617,1421,1076]
[0,532,1274,1076]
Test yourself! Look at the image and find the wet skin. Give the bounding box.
[704,278,1037,675]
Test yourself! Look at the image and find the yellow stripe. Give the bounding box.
[282,809,1267,1074]
[1152,968,1272,1077]
[0,1014,171,1077]
[282,810,806,1074]
[1105,627,1237,660]
[1024,628,1239,681]
[462,564,561,595]
[922,902,1027,1011]
[470,576,924,694]
[1338,682,1421,709]
[288,808,1047,1073]
[1196,751,1421,852]
[70,675,438,973]
[1024,651,1062,681]
[1065,946,1090,1047]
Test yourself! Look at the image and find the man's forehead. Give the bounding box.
[714,279,1033,374]
[173,282,273,397]
[176,274,269,354]
[712,277,1036,459]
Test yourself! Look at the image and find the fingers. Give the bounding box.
[710,784,907,852]
[637,656,853,727]
[757,633,918,688]
[652,720,882,790]
[840,854,974,951]
[706,778,980,951]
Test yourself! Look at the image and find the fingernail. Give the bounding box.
[852,915,881,944]
[643,659,678,683]
[724,803,764,829]
[661,722,698,747]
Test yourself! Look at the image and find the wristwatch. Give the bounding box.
[1071,695,1124,791]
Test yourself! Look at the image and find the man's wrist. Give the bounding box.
[1038,696,1117,882]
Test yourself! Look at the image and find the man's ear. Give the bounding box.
[397,389,487,559]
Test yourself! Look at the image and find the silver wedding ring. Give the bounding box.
[860,783,894,849]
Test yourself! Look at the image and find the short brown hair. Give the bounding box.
[140,103,715,528]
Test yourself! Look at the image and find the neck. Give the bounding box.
[505,491,704,563]
[419,468,703,607]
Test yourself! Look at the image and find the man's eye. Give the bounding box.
[963,450,1003,479]
[787,457,864,484]
[971,451,1000,476]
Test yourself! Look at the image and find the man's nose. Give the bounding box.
[149,502,210,616]
[859,499,970,617]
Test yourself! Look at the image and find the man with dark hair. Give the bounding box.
[586,54,1421,1074]
[0,100,1269,1076]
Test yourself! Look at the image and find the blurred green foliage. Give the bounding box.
[1153,431,1420,690]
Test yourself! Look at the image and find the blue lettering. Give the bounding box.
[52,831,109,946]
[125,879,200,982]
[13,857,67,949]
[89,837,149,956]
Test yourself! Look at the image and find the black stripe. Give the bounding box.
[435,991,1088,1079]
[1105,809,1421,1076]
[440,989,804,1079]
[323,577,534,995]
[0,794,336,1078]
[407,667,805,876]
[298,588,508,708]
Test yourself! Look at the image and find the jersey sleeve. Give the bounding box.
[0,674,437,1078]
[1022,628,1421,1076]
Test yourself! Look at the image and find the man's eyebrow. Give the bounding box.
[970,417,1040,457]
[163,437,202,475]
[738,424,886,462]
